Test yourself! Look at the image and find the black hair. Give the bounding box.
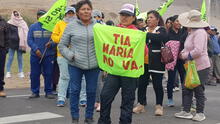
[146,10,164,26]
[165,16,172,24]
[70,4,76,8]
[137,18,144,22]
[106,20,115,26]
[132,8,137,25]
[101,12,104,19]
[170,15,178,22]
[75,0,93,13]
[37,9,46,16]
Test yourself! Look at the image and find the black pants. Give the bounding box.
[151,72,164,105]
[137,68,164,106]
[98,74,137,124]
[52,59,59,91]
[0,48,7,91]
[137,64,149,105]
[183,68,209,113]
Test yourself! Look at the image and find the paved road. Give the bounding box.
[1,84,220,124]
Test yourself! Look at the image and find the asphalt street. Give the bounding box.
[0,84,220,124]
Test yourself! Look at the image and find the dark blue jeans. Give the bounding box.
[68,65,99,119]
[30,55,54,95]
[0,48,7,91]
[167,59,186,100]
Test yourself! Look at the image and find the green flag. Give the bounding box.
[138,0,174,19]
[94,24,146,78]
[156,0,174,16]
[201,0,207,21]
[135,0,140,16]
[39,0,67,32]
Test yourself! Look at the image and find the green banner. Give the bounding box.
[39,0,67,32]
[156,0,174,16]
[201,0,207,21]
[94,24,146,78]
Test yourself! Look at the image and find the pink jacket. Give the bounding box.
[181,29,210,71]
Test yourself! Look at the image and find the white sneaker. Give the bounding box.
[5,72,11,78]
[173,87,180,92]
[18,72,25,78]
[192,113,206,122]
[175,111,193,119]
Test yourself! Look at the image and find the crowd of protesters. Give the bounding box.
[1,0,220,124]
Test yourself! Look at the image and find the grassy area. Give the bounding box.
[5,52,30,74]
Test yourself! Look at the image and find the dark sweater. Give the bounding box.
[0,17,9,48]
[146,27,168,73]
[7,24,20,50]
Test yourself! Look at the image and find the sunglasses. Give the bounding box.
[14,13,19,16]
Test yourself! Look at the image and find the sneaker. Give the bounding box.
[5,72,11,78]
[79,100,87,107]
[167,99,175,107]
[18,72,25,78]
[29,93,40,99]
[192,113,206,121]
[133,103,145,114]
[155,105,163,116]
[72,118,79,124]
[206,81,217,86]
[0,91,6,97]
[175,111,193,119]
[57,100,65,107]
[52,91,58,95]
[84,118,95,124]
[173,87,180,92]
[45,94,56,99]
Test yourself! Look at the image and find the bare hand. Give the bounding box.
[45,42,51,48]
[35,49,42,58]
[103,71,108,78]
[179,52,185,60]
[155,31,160,34]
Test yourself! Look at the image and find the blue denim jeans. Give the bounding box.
[6,48,23,72]
[57,57,87,102]
[57,57,70,101]
[68,65,99,119]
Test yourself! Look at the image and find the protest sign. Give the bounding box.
[94,24,146,78]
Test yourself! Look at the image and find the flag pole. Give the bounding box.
[207,0,211,23]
